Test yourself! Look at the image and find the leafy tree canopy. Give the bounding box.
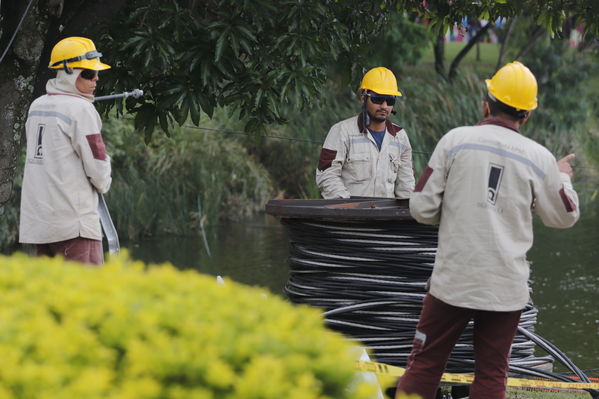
[99,0,394,138]
[407,0,599,36]
[97,0,599,139]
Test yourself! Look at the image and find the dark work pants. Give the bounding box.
[396,294,521,399]
[37,237,103,265]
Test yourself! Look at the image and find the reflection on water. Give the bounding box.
[528,203,599,370]
[127,214,290,295]
[129,205,599,371]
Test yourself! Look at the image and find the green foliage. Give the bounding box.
[103,115,274,240]
[0,197,19,252]
[360,12,432,74]
[97,0,399,138]
[87,0,599,145]
[244,136,321,200]
[579,123,599,183]
[250,71,483,194]
[397,71,484,174]
[250,85,358,199]
[519,39,599,200]
[0,252,377,399]
[521,37,596,154]
[263,64,599,199]
[399,0,599,37]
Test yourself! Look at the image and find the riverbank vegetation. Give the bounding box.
[1,66,597,248]
[1,16,598,251]
[103,115,273,241]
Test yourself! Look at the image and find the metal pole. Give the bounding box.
[98,193,120,254]
[94,89,144,102]
[95,88,144,256]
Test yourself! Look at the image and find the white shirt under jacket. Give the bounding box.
[410,118,579,311]
[19,70,112,244]
[316,115,415,199]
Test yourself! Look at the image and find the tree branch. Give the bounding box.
[433,30,446,80]
[448,22,492,81]
[515,26,546,60]
[496,16,517,71]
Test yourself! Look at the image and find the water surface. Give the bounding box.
[129,203,599,371]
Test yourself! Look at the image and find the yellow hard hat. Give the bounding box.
[485,61,537,110]
[359,67,402,96]
[49,37,111,72]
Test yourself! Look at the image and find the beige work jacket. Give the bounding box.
[316,115,415,199]
[19,70,112,244]
[410,119,580,311]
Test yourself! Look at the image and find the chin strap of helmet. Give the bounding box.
[60,60,74,74]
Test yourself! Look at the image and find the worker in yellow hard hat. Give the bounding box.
[19,37,112,265]
[316,67,415,199]
[396,61,579,399]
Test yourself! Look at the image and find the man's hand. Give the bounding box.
[557,153,575,178]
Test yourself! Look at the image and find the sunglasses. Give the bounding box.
[365,93,396,106]
[80,69,98,80]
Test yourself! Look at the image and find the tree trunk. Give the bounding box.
[433,30,446,80]
[448,22,492,82]
[496,16,517,71]
[0,0,128,209]
[0,0,61,208]
[515,26,546,60]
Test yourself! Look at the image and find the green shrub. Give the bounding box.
[103,117,274,239]
[0,252,377,399]
[521,37,596,156]
[365,12,432,74]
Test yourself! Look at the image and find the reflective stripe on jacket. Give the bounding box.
[410,120,580,311]
[19,70,111,244]
[316,114,415,199]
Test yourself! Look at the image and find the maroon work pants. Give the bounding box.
[396,294,521,399]
[36,237,103,266]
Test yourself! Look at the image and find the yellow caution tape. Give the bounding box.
[356,361,599,390]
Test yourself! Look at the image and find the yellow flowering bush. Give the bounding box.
[0,252,376,399]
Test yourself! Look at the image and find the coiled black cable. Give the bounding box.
[280,217,597,396]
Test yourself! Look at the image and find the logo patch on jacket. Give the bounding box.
[487,163,504,205]
[34,124,45,159]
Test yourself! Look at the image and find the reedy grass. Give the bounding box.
[397,71,484,175]
[250,85,358,199]
[103,116,273,240]
[261,68,598,201]
[1,67,597,249]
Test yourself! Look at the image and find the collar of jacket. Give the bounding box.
[476,116,520,133]
[46,69,94,103]
[357,113,401,136]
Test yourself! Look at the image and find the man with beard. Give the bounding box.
[316,67,415,199]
